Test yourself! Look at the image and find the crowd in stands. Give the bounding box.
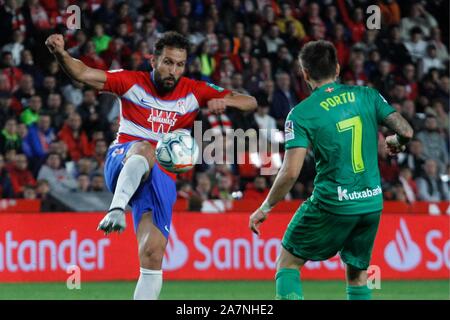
[0,0,448,211]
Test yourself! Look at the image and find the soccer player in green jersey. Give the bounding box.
[249,40,414,300]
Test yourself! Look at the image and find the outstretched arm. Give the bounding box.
[383,112,414,155]
[249,147,307,235]
[45,34,106,90]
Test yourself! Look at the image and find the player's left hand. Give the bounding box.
[249,209,268,236]
[385,135,406,156]
[207,98,227,114]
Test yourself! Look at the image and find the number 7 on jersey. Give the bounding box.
[337,116,365,173]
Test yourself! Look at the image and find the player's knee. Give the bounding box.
[276,249,304,270]
[127,141,156,169]
[139,244,165,268]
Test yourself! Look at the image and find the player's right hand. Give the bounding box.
[385,134,406,156]
[97,209,126,235]
[45,34,65,55]
[249,209,268,236]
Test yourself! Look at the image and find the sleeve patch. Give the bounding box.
[285,120,294,141]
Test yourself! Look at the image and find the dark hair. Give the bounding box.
[410,26,423,36]
[299,40,338,81]
[154,31,190,56]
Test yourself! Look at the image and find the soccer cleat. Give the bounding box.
[97,208,126,235]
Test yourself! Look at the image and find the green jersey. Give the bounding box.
[285,82,396,215]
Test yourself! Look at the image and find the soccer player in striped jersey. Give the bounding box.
[46,31,256,299]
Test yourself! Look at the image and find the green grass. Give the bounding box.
[0,280,448,300]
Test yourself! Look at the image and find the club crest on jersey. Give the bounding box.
[285,120,294,141]
[147,109,178,134]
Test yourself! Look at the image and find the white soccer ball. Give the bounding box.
[155,129,199,173]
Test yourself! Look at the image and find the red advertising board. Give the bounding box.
[0,212,448,282]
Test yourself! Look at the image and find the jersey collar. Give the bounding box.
[313,81,338,94]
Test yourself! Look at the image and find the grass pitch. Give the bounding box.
[0,280,448,300]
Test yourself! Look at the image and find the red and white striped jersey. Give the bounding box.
[103,70,231,146]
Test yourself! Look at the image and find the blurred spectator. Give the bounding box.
[371,59,396,97]
[253,97,278,144]
[250,24,268,59]
[22,113,55,172]
[58,112,93,161]
[92,23,111,53]
[276,3,305,40]
[20,94,41,126]
[378,0,401,27]
[18,50,44,86]
[418,44,445,79]
[264,24,285,54]
[416,115,448,173]
[400,99,423,131]
[77,173,90,192]
[194,172,212,201]
[336,0,365,43]
[45,93,65,130]
[90,173,105,192]
[0,153,13,198]
[398,63,419,101]
[404,27,427,63]
[78,88,108,138]
[214,37,242,74]
[37,152,77,193]
[270,72,297,128]
[399,2,438,40]
[429,27,449,63]
[0,117,21,154]
[7,153,36,197]
[243,176,269,201]
[211,174,233,200]
[0,0,26,47]
[92,138,107,172]
[22,0,51,32]
[398,167,417,203]
[332,23,350,68]
[2,51,24,93]
[416,159,449,201]
[22,184,37,199]
[79,40,108,70]
[67,29,88,58]
[36,179,62,212]
[378,24,412,66]
[2,30,25,66]
[426,100,449,134]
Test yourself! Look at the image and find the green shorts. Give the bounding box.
[281,197,381,270]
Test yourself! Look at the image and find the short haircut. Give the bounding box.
[154,31,190,56]
[299,40,338,81]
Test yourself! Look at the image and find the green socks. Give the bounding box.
[275,268,303,300]
[346,285,371,300]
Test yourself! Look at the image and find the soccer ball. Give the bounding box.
[155,129,199,173]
